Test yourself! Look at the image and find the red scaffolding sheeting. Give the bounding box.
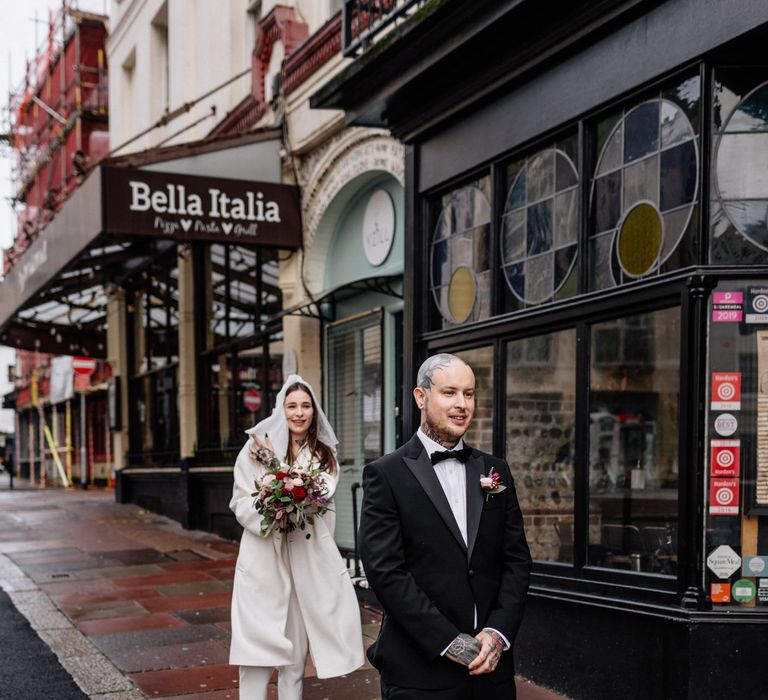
[4,2,109,274]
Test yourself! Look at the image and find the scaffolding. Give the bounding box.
[4,1,109,273]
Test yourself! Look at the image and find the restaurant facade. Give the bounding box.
[314,0,768,697]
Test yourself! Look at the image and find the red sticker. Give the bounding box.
[710,440,741,477]
[711,582,731,603]
[709,478,740,515]
[711,372,742,410]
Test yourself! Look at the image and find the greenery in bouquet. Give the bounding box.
[250,445,331,535]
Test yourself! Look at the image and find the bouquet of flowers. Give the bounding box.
[250,443,331,535]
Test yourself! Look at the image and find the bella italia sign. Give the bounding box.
[102,167,301,248]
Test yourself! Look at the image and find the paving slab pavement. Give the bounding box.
[0,480,569,699]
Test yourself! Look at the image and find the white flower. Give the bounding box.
[260,473,277,488]
[480,476,494,490]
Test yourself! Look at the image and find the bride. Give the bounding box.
[229,375,364,699]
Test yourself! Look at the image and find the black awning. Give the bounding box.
[280,274,403,322]
[0,134,298,356]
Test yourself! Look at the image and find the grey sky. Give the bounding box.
[0,0,107,251]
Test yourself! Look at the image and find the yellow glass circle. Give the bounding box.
[448,266,476,323]
[617,202,663,277]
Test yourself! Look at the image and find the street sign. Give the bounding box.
[707,545,741,579]
[243,389,262,412]
[74,374,90,393]
[72,356,97,376]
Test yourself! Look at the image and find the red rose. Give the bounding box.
[292,486,307,501]
[276,471,287,480]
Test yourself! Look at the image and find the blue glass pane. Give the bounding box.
[527,200,553,256]
[555,151,578,191]
[726,83,768,133]
[660,140,697,211]
[432,239,449,288]
[508,169,527,210]
[594,171,622,233]
[624,101,660,164]
[504,262,525,299]
[722,200,768,249]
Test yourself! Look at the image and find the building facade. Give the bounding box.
[315,0,768,697]
[1,0,405,555]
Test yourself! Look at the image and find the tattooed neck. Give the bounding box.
[421,422,459,448]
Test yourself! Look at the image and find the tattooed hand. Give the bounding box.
[248,434,279,468]
[468,630,503,675]
[444,633,482,667]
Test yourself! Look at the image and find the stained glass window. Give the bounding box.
[712,73,768,264]
[502,135,579,309]
[590,77,700,289]
[430,178,491,326]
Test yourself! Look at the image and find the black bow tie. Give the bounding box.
[430,447,472,465]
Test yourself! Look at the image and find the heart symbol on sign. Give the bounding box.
[180,219,192,232]
[222,222,233,235]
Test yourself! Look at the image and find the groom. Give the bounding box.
[360,353,532,699]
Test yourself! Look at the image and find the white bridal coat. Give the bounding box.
[229,441,365,677]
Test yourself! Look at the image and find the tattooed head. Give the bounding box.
[416,353,468,391]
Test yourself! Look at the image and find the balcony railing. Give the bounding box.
[342,0,426,57]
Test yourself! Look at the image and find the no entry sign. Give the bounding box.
[73,356,97,376]
[243,389,262,412]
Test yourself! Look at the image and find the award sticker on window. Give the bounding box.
[742,556,768,576]
[713,413,738,437]
[712,291,743,323]
[709,478,740,515]
[746,287,768,324]
[711,372,742,410]
[710,439,740,477]
[710,582,731,603]
[732,578,757,603]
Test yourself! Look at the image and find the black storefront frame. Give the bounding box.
[193,240,285,464]
[124,245,181,467]
[421,279,692,603]
[407,60,735,608]
[317,4,768,696]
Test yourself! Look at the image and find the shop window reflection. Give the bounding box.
[197,244,283,457]
[505,331,576,563]
[127,249,180,464]
[328,312,383,550]
[455,345,494,455]
[588,307,680,575]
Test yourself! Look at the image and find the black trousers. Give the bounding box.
[381,677,517,700]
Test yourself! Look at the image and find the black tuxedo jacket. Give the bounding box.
[359,433,532,690]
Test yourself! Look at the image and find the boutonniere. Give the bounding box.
[480,467,506,501]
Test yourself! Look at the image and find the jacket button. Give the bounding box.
[468,569,475,576]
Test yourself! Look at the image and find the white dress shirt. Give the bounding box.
[416,427,511,653]
[417,428,468,544]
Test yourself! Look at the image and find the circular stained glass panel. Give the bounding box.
[715,81,768,252]
[501,147,579,304]
[430,185,491,324]
[591,98,698,286]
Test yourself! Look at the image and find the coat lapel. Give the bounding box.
[402,435,467,552]
[465,451,485,562]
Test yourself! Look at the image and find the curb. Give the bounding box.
[0,553,145,700]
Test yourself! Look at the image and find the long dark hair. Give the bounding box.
[284,382,335,474]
